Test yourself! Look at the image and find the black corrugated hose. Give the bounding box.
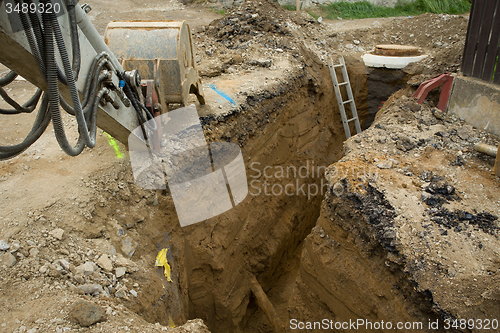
[1,0,156,160]
[0,0,104,159]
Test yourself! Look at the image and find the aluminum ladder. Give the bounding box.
[328,56,361,139]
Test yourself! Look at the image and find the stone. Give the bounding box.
[232,54,243,64]
[457,127,470,141]
[121,237,136,257]
[76,284,103,295]
[0,252,17,267]
[115,289,127,298]
[10,241,20,253]
[76,262,96,276]
[0,240,9,251]
[376,161,393,169]
[129,289,138,297]
[58,259,71,271]
[29,248,39,257]
[115,267,126,278]
[39,264,49,274]
[49,228,65,240]
[96,254,113,272]
[115,255,138,272]
[70,301,106,327]
[432,108,445,120]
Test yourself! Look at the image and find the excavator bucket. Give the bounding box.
[104,21,205,112]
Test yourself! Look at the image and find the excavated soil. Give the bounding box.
[2,1,497,333]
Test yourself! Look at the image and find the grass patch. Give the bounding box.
[320,0,471,20]
[308,11,320,19]
[283,4,297,11]
[209,7,226,15]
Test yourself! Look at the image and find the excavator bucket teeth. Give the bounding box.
[104,21,205,110]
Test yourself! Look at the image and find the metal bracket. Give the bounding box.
[412,73,454,111]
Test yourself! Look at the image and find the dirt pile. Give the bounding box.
[289,88,500,329]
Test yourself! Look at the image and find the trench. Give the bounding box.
[94,57,411,332]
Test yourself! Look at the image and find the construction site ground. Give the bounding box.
[1,1,499,332]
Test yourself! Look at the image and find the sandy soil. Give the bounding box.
[1,0,496,332]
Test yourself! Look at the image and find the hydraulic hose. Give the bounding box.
[66,0,81,81]
[0,71,18,86]
[117,71,157,131]
[0,94,51,159]
[59,54,109,116]
[0,88,43,114]
[42,7,86,156]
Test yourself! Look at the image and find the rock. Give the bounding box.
[29,248,39,257]
[121,237,136,257]
[376,161,393,169]
[421,192,440,206]
[96,254,113,272]
[115,289,127,298]
[76,284,103,295]
[10,240,20,253]
[353,39,360,45]
[396,136,416,152]
[129,289,138,297]
[0,252,17,267]
[76,262,97,276]
[432,108,445,120]
[70,301,106,327]
[317,16,323,23]
[232,54,243,64]
[74,275,85,285]
[426,181,455,195]
[39,264,49,274]
[248,59,273,68]
[115,267,126,278]
[58,259,71,271]
[457,127,470,141]
[0,240,10,251]
[115,255,138,272]
[407,102,421,112]
[49,228,65,240]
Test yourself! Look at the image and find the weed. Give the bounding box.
[210,7,226,15]
[319,0,470,20]
[308,11,319,19]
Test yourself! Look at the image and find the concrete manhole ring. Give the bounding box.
[374,44,420,57]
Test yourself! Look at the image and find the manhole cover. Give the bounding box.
[374,44,420,57]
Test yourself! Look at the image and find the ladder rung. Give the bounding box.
[347,117,358,122]
[338,82,348,86]
[342,99,353,104]
[333,64,343,68]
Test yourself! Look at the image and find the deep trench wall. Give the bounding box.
[179,49,348,332]
[287,166,441,331]
[344,56,369,131]
[365,68,408,129]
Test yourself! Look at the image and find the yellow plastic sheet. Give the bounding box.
[155,248,173,282]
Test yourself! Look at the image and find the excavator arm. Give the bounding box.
[0,0,204,159]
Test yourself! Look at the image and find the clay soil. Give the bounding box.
[1,1,498,333]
